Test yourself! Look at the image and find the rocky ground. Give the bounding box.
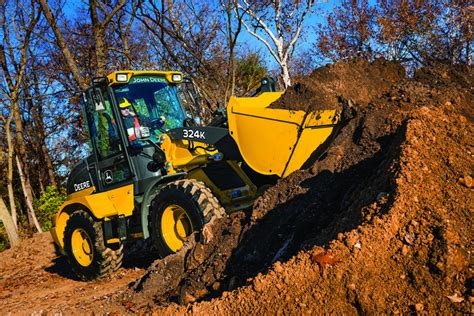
[0,60,472,314]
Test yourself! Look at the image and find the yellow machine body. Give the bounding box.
[106,70,184,86]
[158,134,216,173]
[158,134,258,211]
[51,184,134,248]
[227,93,340,178]
[51,70,341,257]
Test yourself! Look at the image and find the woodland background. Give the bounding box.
[0,0,471,249]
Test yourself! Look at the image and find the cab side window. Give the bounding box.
[85,89,122,159]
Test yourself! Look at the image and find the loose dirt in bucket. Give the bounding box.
[1,61,471,314]
[269,58,406,111]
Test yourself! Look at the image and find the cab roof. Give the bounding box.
[106,70,184,86]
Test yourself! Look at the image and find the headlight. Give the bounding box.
[172,74,182,82]
[116,73,128,82]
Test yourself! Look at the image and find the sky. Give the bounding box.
[234,1,339,69]
[61,0,342,71]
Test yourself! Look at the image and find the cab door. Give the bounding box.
[83,86,133,193]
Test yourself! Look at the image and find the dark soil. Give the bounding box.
[269,58,406,111]
[128,214,246,306]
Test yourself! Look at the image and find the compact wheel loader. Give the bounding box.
[50,71,341,280]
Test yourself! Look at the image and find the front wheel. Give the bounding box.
[63,210,123,281]
[149,179,225,257]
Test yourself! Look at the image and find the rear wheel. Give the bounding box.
[63,210,123,281]
[149,179,225,257]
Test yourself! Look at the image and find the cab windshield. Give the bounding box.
[113,75,185,144]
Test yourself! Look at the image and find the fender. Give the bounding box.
[51,184,134,248]
[140,172,186,239]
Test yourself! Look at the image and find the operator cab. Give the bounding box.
[73,71,198,196]
[112,73,186,145]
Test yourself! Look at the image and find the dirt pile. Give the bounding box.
[128,213,245,306]
[126,61,472,314]
[0,61,471,314]
[270,58,405,111]
[414,62,473,90]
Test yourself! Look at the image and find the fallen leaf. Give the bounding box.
[446,293,464,303]
[312,252,341,266]
[122,300,135,310]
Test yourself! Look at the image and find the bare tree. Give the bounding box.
[37,0,126,85]
[429,0,472,65]
[0,197,19,247]
[235,0,315,88]
[0,0,42,232]
[377,0,441,64]
[135,0,226,110]
[37,0,88,89]
[0,111,17,229]
[16,156,41,231]
[89,0,127,76]
[109,1,142,69]
[24,68,58,188]
[316,0,377,62]
[220,0,243,102]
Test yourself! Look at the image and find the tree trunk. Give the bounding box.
[40,137,56,187]
[122,34,131,68]
[281,62,291,88]
[12,99,37,202]
[31,92,57,187]
[467,40,471,65]
[16,156,42,233]
[5,116,17,229]
[37,0,88,90]
[0,197,20,247]
[231,55,236,97]
[224,48,235,104]
[89,0,107,77]
[94,27,107,76]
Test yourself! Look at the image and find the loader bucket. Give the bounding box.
[227,92,340,178]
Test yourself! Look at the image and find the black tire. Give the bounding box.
[149,179,225,257]
[63,210,123,281]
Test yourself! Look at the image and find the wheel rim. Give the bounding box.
[161,204,193,252]
[71,228,93,267]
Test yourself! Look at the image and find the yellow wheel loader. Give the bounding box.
[50,71,341,280]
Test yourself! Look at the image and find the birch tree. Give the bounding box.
[235,0,315,88]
